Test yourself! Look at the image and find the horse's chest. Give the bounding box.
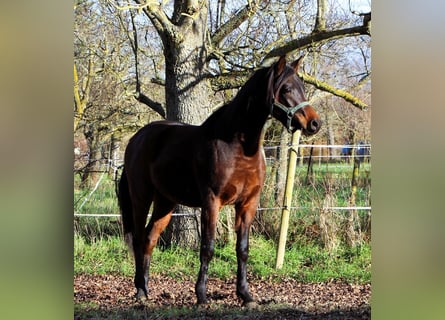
[216,156,265,205]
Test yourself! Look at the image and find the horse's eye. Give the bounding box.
[282,86,291,94]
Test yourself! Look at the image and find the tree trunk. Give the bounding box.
[163,2,211,123]
[107,133,121,179]
[161,208,201,249]
[80,126,102,189]
[345,155,362,248]
[161,2,212,248]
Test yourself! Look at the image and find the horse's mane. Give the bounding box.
[201,67,269,138]
[201,63,297,140]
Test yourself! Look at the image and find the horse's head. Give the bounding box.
[267,56,321,135]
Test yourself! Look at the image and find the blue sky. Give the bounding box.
[338,0,371,13]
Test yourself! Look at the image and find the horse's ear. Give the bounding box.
[291,53,306,73]
[274,56,287,77]
[267,56,287,103]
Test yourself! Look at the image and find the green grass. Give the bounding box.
[74,234,371,284]
[74,174,119,215]
[74,234,134,275]
[74,161,371,221]
[74,160,371,284]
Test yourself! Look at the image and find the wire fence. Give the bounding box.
[74,143,371,219]
[74,207,372,218]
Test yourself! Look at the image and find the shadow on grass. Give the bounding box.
[74,301,370,319]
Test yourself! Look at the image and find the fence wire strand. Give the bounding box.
[74,143,371,219]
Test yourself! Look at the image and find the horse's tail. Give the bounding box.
[117,167,134,254]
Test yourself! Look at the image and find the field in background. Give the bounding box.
[75,151,371,245]
[74,156,371,283]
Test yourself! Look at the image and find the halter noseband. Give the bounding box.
[270,100,311,132]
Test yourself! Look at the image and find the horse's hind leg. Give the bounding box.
[137,194,174,297]
[131,195,153,299]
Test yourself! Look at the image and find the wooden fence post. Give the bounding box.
[346,154,362,247]
[276,130,301,269]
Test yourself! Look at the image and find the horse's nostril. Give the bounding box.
[310,119,321,132]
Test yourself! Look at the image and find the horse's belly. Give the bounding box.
[150,162,203,207]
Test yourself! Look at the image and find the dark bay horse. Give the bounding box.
[117,56,321,306]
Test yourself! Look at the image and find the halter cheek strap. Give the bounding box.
[271,100,311,131]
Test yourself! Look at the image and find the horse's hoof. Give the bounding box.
[135,288,148,300]
[243,301,258,309]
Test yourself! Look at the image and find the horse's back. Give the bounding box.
[124,120,204,206]
[126,120,197,158]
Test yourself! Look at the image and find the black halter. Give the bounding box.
[270,100,311,132]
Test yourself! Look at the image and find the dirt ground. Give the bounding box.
[74,274,370,319]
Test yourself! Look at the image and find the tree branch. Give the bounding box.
[74,59,94,132]
[118,6,164,119]
[133,0,175,40]
[313,0,327,33]
[263,24,370,63]
[73,63,83,132]
[300,72,369,110]
[73,63,82,112]
[211,0,262,45]
[209,70,250,92]
[128,10,141,94]
[209,69,368,110]
[134,91,166,118]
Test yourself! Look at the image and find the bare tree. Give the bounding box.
[75,0,371,246]
[74,0,164,187]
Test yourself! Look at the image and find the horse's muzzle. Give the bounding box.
[309,118,321,134]
[304,118,322,135]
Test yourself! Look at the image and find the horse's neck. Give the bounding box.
[202,69,270,155]
[219,93,269,156]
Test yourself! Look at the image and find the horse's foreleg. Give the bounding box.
[195,200,220,304]
[234,201,257,305]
